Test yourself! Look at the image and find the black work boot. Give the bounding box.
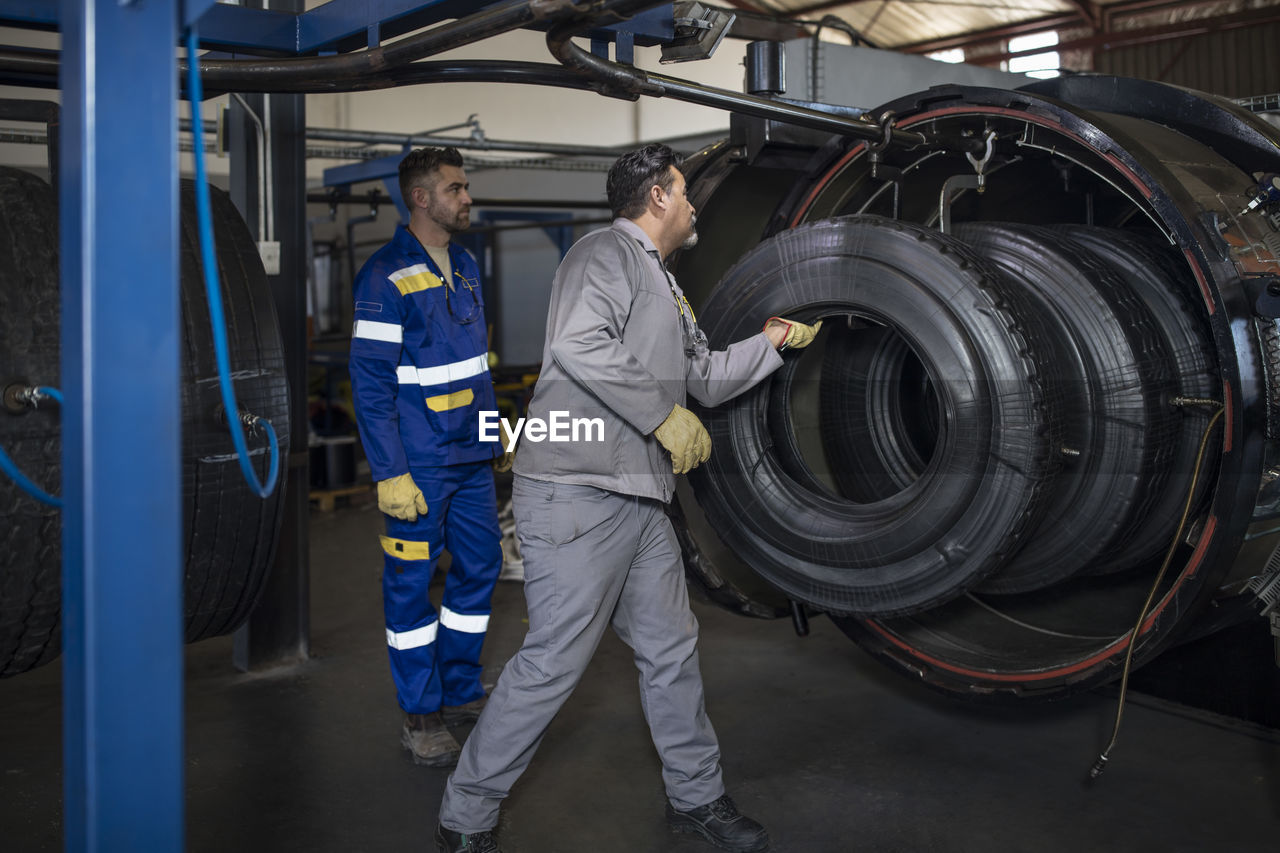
[401,712,461,767]
[434,823,501,853]
[667,794,770,852]
[442,694,488,726]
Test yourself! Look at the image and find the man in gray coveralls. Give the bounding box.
[435,143,820,853]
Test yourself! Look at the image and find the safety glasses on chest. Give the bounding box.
[447,271,482,325]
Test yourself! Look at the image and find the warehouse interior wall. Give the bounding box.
[311,28,748,169]
[1096,21,1280,99]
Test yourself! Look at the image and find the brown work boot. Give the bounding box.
[401,712,461,767]
[442,694,488,726]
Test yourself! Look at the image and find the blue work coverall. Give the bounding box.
[350,224,502,714]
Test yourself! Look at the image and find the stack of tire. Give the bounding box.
[667,77,1280,701]
[0,166,290,677]
[690,215,1216,615]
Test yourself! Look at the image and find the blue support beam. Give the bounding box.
[594,5,672,42]
[182,0,222,30]
[477,208,577,257]
[187,3,298,51]
[1,0,298,51]
[60,1,183,850]
[298,0,468,51]
[324,152,411,221]
[323,150,406,188]
[0,0,53,26]
[2,1,677,53]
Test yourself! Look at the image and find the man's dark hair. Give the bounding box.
[399,146,465,202]
[606,143,684,219]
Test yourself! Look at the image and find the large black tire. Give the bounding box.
[178,180,291,642]
[689,215,1061,616]
[818,325,942,503]
[1054,226,1219,573]
[0,174,290,675]
[0,167,62,677]
[952,223,1178,594]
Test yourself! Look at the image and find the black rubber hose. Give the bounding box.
[545,17,969,150]
[191,0,616,93]
[0,0,662,94]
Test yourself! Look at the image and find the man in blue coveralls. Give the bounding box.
[349,147,510,768]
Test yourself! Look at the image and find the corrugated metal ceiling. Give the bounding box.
[728,0,1280,52]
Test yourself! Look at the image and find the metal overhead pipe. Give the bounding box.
[308,193,612,208]
[179,103,630,158]
[0,46,58,89]
[0,99,58,186]
[374,59,598,93]
[301,126,629,158]
[467,215,613,234]
[189,0,674,95]
[191,0,591,93]
[0,5,653,95]
[0,55,600,97]
[544,1,985,154]
[0,0,651,93]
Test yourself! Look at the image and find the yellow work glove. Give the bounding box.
[765,316,823,351]
[377,472,429,522]
[653,404,712,475]
[493,419,514,473]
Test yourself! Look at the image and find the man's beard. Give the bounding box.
[430,203,470,234]
[681,214,699,250]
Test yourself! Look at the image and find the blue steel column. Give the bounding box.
[60,1,183,851]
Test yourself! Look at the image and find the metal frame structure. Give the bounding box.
[0,2,997,849]
[58,3,185,851]
[10,4,674,849]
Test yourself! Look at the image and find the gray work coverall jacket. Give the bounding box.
[512,217,783,502]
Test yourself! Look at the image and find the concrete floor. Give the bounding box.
[2,497,1279,852]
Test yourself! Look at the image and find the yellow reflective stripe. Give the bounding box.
[380,535,430,561]
[391,265,445,295]
[424,388,474,412]
[394,271,445,295]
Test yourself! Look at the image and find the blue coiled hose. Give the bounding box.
[0,386,63,508]
[187,26,280,499]
[2,32,281,505]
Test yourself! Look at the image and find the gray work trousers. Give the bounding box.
[439,475,725,833]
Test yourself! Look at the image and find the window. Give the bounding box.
[1005,31,1059,79]
[927,48,965,64]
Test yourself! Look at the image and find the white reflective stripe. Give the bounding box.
[386,621,437,650]
[396,365,418,384]
[389,263,432,283]
[440,607,489,634]
[416,353,489,388]
[354,320,403,343]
